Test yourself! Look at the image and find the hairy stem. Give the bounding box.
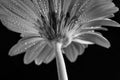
[56,43,68,80]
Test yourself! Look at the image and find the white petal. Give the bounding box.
[73,38,94,44]
[75,32,111,48]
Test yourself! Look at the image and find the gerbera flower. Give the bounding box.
[0,0,119,80]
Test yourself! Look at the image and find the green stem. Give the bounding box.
[56,43,68,80]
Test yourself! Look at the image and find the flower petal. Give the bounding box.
[72,42,88,56]
[24,41,46,64]
[35,44,53,65]
[63,42,82,62]
[73,38,94,44]
[0,0,40,35]
[8,37,43,56]
[82,18,120,28]
[43,48,55,64]
[62,0,72,15]
[85,1,119,19]
[77,32,111,48]
[0,14,39,35]
[0,0,39,22]
[77,0,119,23]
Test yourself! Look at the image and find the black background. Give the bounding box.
[0,0,120,80]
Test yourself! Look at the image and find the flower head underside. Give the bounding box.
[0,0,120,65]
[0,0,120,80]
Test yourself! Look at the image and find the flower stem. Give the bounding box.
[56,43,68,80]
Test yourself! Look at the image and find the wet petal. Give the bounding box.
[86,1,118,19]
[0,0,39,35]
[0,14,39,35]
[78,0,119,22]
[24,41,46,64]
[0,0,39,22]
[82,18,120,28]
[9,37,43,56]
[77,32,110,48]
